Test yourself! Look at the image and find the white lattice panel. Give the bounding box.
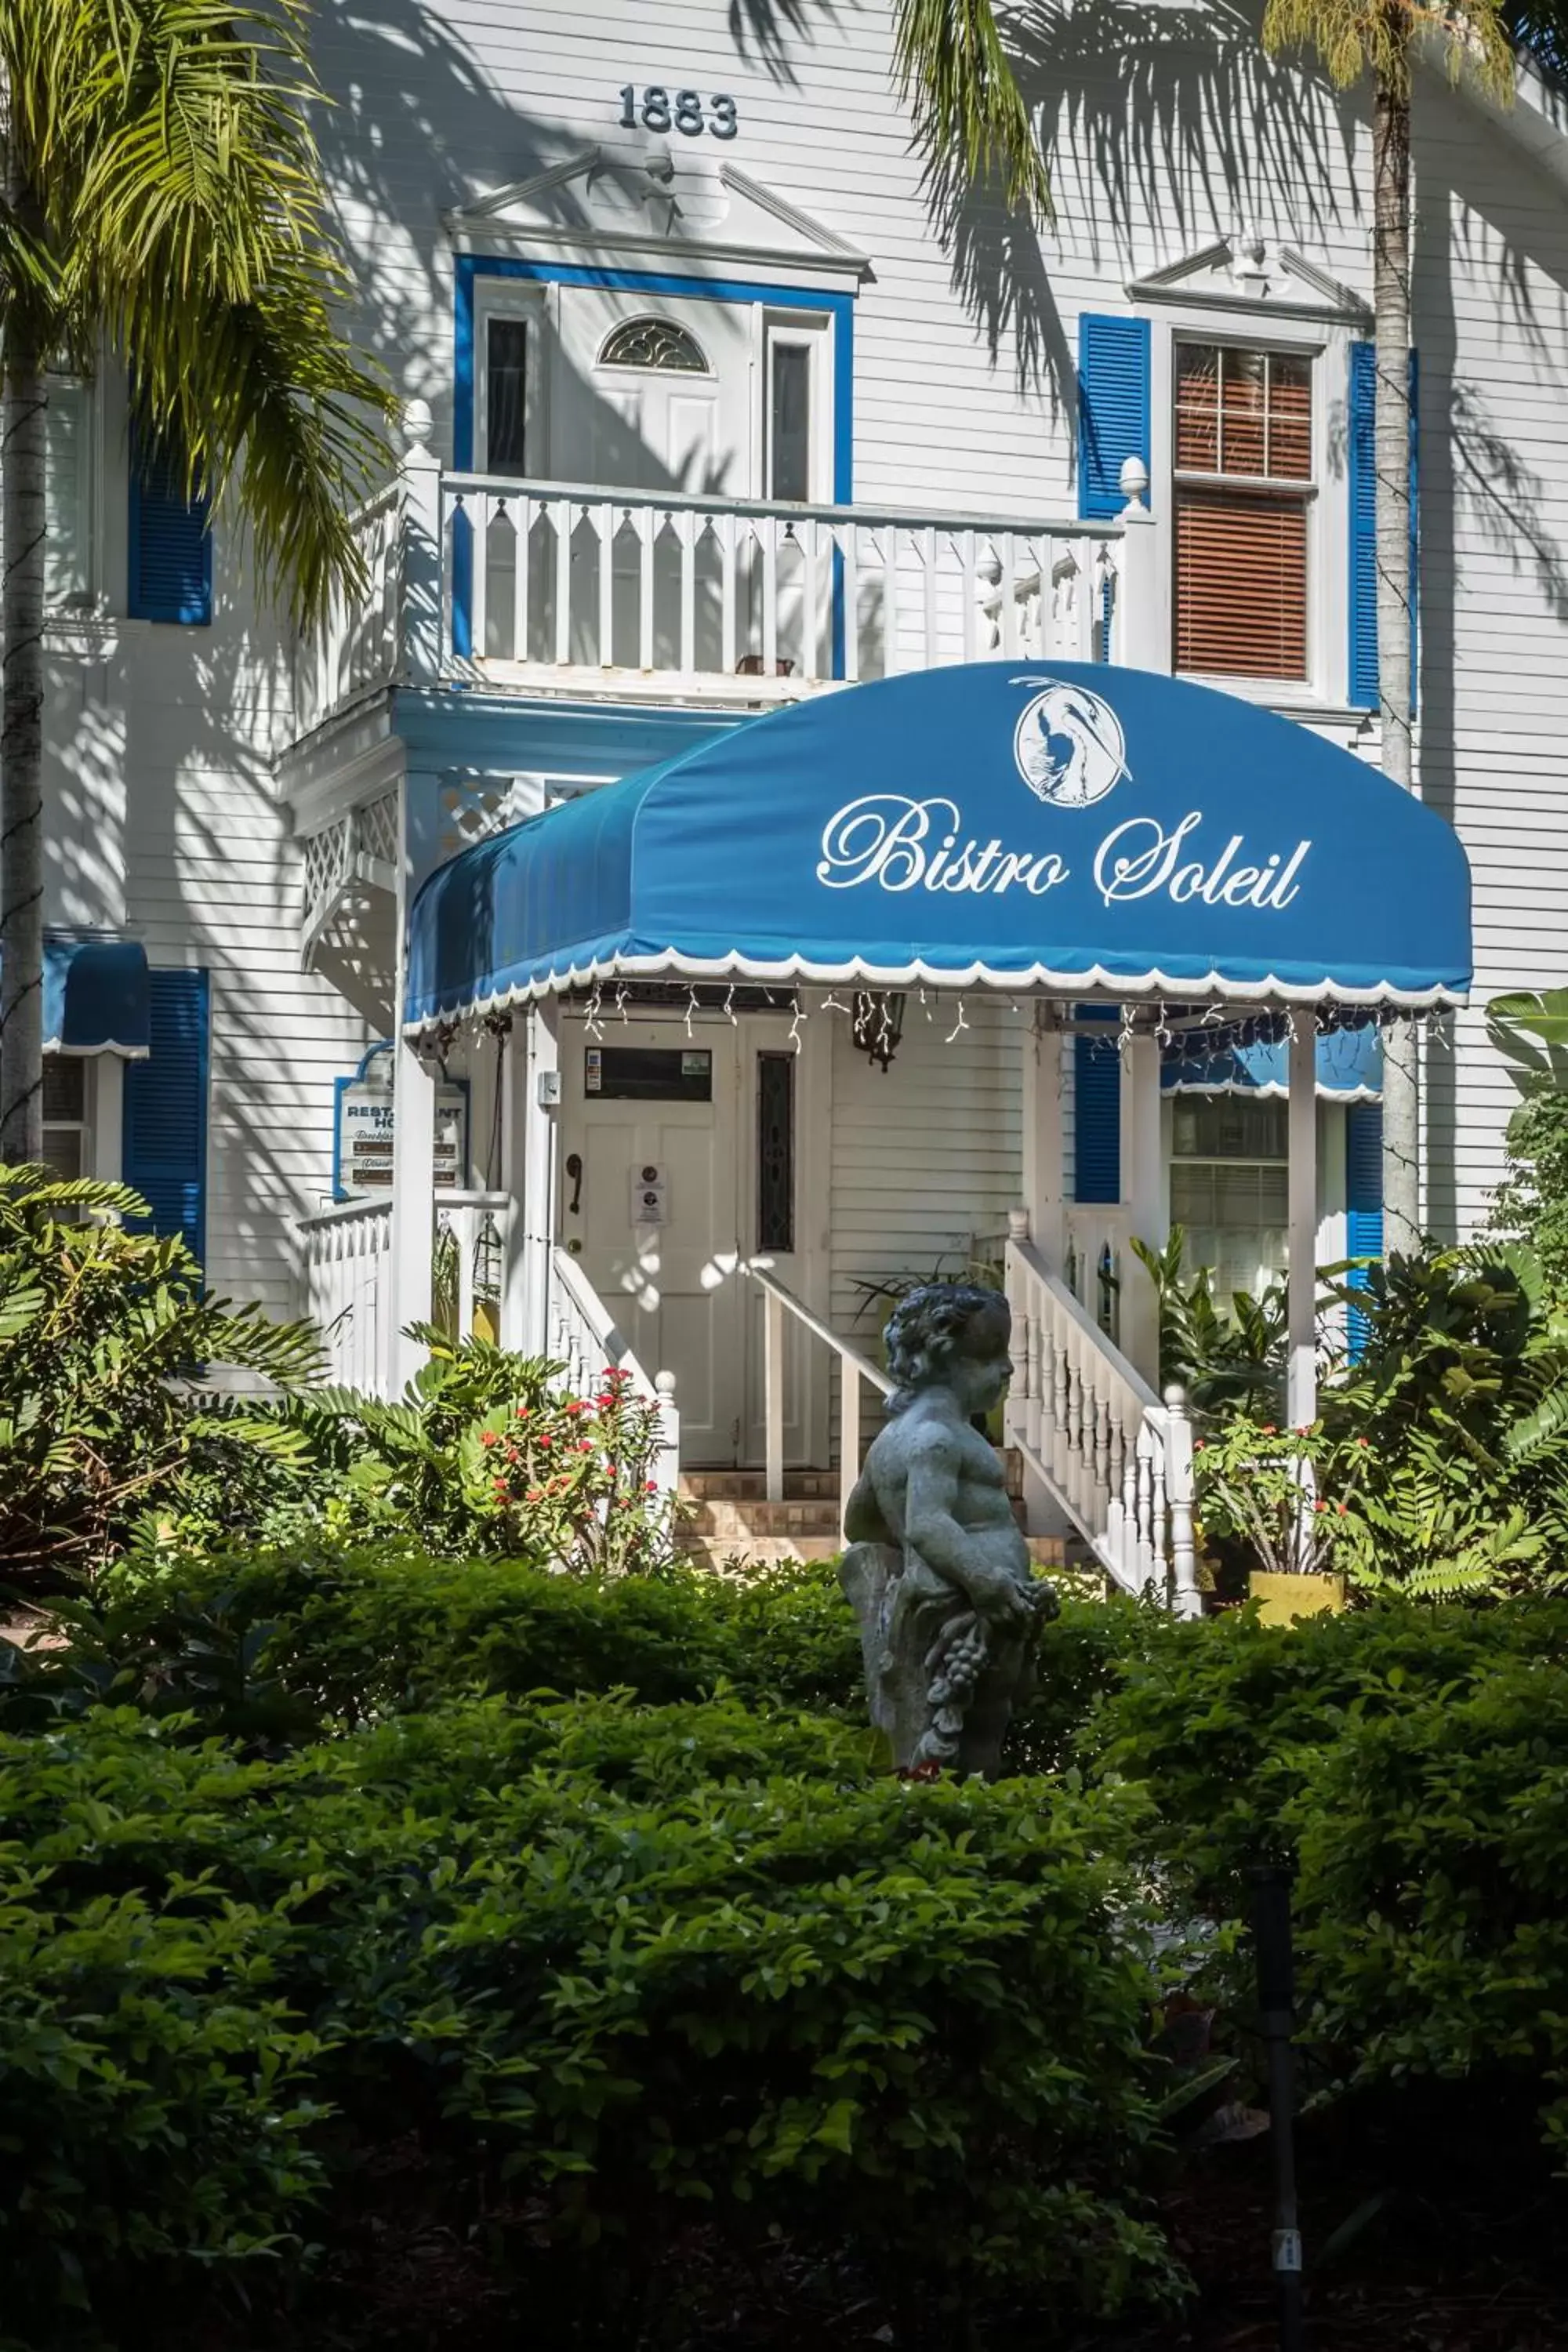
[437,776,541,860]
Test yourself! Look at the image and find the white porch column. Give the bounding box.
[1287,1022,1319,1427]
[387,1039,435,1393]
[497,1018,528,1352]
[387,764,434,1396]
[1020,1007,1065,1272]
[1120,1029,1164,1385]
[521,998,560,1360]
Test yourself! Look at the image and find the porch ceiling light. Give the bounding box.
[851,989,906,1073]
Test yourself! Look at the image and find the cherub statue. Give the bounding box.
[840,1282,1058,1779]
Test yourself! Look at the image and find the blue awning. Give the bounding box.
[1163,1022,1382,1102]
[405,662,1472,1033]
[42,935,151,1056]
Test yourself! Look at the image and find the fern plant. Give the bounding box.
[0,1165,323,1583]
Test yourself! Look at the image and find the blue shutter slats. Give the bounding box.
[1345,1099,1383,1359]
[1078,315,1151,521]
[122,967,210,1269]
[1347,343,1417,711]
[1073,1007,1122,1204]
[129,429,212,624]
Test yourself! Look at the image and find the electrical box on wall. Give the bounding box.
[631,1162,668,1225]
[536,1069,561,1106]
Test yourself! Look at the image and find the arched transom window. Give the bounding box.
[597,315,710,373]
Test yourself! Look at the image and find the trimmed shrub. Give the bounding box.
[0,1699,1183,2344]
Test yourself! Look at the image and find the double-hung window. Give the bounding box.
[42,1061,91,1182]
[1174,343,1313,680]
[1169,1096,1290,1303]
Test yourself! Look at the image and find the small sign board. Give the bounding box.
[631,1161,668,1225]
[334,1048,470,1201]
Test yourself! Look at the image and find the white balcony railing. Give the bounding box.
[290,405,1154,743]
[441,475,1119,696]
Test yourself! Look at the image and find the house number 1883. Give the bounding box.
[619,86,739,140]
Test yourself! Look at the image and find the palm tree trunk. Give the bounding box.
[1373,58,1420,1252]
[1,153,48,1167]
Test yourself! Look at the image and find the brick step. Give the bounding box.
[678,1468,838,1503]
[684,1498,841,1540]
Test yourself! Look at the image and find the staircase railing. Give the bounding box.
[550,1246,681,1494]
[745,1261,894,1543]
[1004,1207,1200,1613]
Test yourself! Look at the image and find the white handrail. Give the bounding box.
[1004,1206,1199,1613]
[550,1246,680,1494]
[743,1259,892,1542]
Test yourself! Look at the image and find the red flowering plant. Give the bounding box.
[457,1363,678,1576]
[1192,1414,1374,1582]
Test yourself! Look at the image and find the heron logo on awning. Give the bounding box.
[1011,677,1129,809]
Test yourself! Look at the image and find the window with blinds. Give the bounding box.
[0,379,93,607]
[1169,1094,1290,1303]
[1174,343,1312,681]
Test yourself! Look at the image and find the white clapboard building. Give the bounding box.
[26,1,1568,1584]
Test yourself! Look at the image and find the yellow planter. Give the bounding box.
[1249,1570,1348,1625]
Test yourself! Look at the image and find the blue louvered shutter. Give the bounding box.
[1348,344,1417,711]
[1344,1099,1383,1360]
[129,426,212,624]
[122,968,210,1268]
[1073,1007,1121,1203]
[1078,315,1151,521]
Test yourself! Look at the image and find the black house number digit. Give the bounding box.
[619,85,739,140]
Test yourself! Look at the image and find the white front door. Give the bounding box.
[557,1007,827,1468]
[559,1014,745,1465]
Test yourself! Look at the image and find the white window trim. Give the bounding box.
[471,279,549,478]
[39,371,98,613]
[760,310,833,505]
[1149,303,1355,711]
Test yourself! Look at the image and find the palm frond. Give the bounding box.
[893,0,1052,223]
[2,0,395,627]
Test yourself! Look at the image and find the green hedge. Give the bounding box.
[3,1548,1132,1769]
[0,1697,1181,2346]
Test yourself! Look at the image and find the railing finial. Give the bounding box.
[1007,1204,1031,1243]
[655,1368,677,1399]
[401,397,435,455]
[1118,455,1150,514]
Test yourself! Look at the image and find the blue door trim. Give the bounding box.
[454,256,856,673]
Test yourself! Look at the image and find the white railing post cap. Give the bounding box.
[1007,1204,1031,1242]
[655,1368,677,1399]
[401,398,437,461]
[1119,456,1151,512]
[1162,1381,1189,1412]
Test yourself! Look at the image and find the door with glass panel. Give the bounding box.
[558,1015,745,1465]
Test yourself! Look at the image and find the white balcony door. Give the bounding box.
[548,289,754,673]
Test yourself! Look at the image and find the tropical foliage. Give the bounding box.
[267,1331,681,1573]
[0,0,392,621]
[1132,1228,1287,1418]
[0,1166,321,1580]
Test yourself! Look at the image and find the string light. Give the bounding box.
[788,1000,807,1053]
[723,982,736,1024]
[820,989,849,1014]
[615,983,629,1024]
[920,986,932,1022]
[584,981,604,1041]
[684,985,699,1038]
[1116,1002,1135,1055]
[944,997,970,1045]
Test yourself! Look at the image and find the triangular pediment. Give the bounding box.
[445,146,870,289]
[1127,237,1370,324]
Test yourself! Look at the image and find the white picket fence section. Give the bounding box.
[301,1198,394,1392]
[550,1245,681,1494]
[1004,1208,1200,1613]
